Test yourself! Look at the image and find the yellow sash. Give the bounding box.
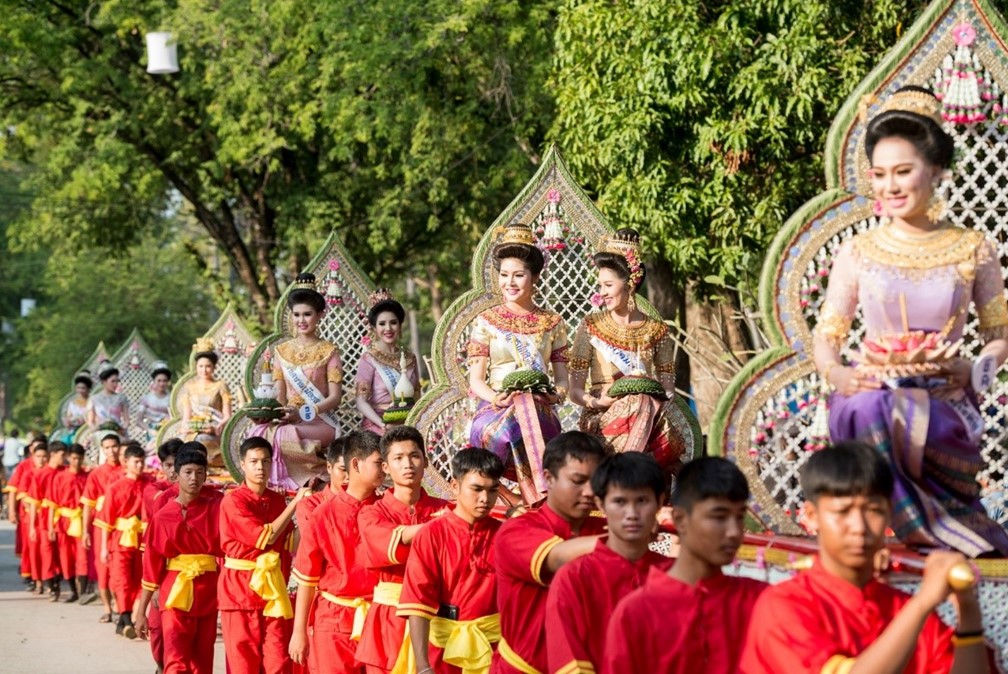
[497,637,542,674]
[224,552,293,619]
[319,591,371,640]
[164,554,218,612]
[368,582,416,674]
[115,516,144,548]
[429,613,501,674]
[58,507,84,538]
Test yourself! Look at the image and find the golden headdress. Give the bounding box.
[599,231,641,259]
[496,223,536,247]
[860,89,944,127]
[191,337,215,354]
[368,288,396,310]
[291,273,318,292]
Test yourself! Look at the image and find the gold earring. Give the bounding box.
[926,193,947,225]
[627,292,637,313]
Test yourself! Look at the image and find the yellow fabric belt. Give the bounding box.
[369,582,412,674]
[497,637,542,674]
[319,591,371,640]
[224,552,293,619]
[115,516,143,548]
[58,507,83,538]
[371,581,402,606]
[165,554,218,612]
[429,613,501,674]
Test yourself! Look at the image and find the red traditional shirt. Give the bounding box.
[547,540,673,674]
[50,468,89,534]
[142,494,222,616]
[356,490,448,670]
[80,462,123,512]
[739,559,953,674]
[218,483,294,612]
[398,508,501,674]
[604,567,766,674]
[295,485,338,526]
[491,505,607,674]
[2,460,29,498]
[29,465,64,529]
[291,488,378,632]
[95,474,154,553]
[142,479,171,519]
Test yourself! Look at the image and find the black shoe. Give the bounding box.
[115,614,125,636]
[63,593,79,603]
[121,614,136,639]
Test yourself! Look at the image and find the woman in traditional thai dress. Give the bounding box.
[813,86,1008,556]
[86,362,130,436]
[179,345,232,465]
[467,223,569,504]
[354,289,420,434]
[136,361,172,454]
[251,273,343,490]
[57,371,93,444]
[569,229,685,475]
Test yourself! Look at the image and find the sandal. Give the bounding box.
[98,613,113,623]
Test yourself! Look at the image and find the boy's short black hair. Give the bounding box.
[122,444,146,461]
[99,432,120,446]
[67,443,86,457]
[344,430,381,464]
[591,452,667,501]
[175,448,208,471]
[158,438,185,462]
[542,431,608,477]
[48,441,68,454]
[239,436,273,460]
[800,441,894,503]
[179,441,208,457]
[380,425,425,462]
[672,457,749,511]
[32,441,49,453]
[325,438,346,464]
[451,447,504,481]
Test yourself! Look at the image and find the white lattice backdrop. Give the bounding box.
[733,19,1008,531]
[81,331,162,464]
[412,147,703,498]
[157,307,258,448]
[221,234,375,480]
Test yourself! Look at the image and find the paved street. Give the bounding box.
[0,521,225,673]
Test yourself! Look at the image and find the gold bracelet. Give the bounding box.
[554,386,568,403]
[822,362,842,385]
[952,634,985,648]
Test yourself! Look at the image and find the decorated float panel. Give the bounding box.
[709,0,1008,661]
[408,145,703,499]
[49,341,110,444]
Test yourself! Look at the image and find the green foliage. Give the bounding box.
[8,228,215,427]
[0,0,557,321]
[550,0,932,297]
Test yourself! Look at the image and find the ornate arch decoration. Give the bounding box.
[155,304,259,449]
[710,0,1008,535]
[50,341,110,441]
[220,232,376,480]
[409,145,703,499]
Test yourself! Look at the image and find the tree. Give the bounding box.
[550,0,931,426]
[0,0,557,324]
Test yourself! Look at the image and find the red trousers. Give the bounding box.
[109,548,141,614]
[37,524,59,580]
[25,524,42,581]
[221,609,292,674]
[91,524,109,588]
[311,599,363,674]
[57,532,79,580]
[163,608,217,674]
[75,530,96,579]
[150,600,164,669]
[18,515,32,578]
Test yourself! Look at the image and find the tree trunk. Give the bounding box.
[643,258,690,401]
[683,285,750,434]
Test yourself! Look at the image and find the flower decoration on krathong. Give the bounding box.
[851,330,961,378]
[325,259,344,307]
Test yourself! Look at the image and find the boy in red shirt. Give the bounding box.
[398,447,505,674]
[220,436,308,674]
[548,452,674,674]
[356,426,448,673]
[603,457,766,674]
[49,442,89,603]
[16,441,49,592]
[740,442,988,674]
[290,430,385,674]
[96,441,153,638]
[135,447,222,674]
[3,439,35,585]
[297,438,350,526]
[492,431,608,674]
[27,441,64,598]
[80,431,123,614]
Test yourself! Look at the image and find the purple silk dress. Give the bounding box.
[816,225,1008,556]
